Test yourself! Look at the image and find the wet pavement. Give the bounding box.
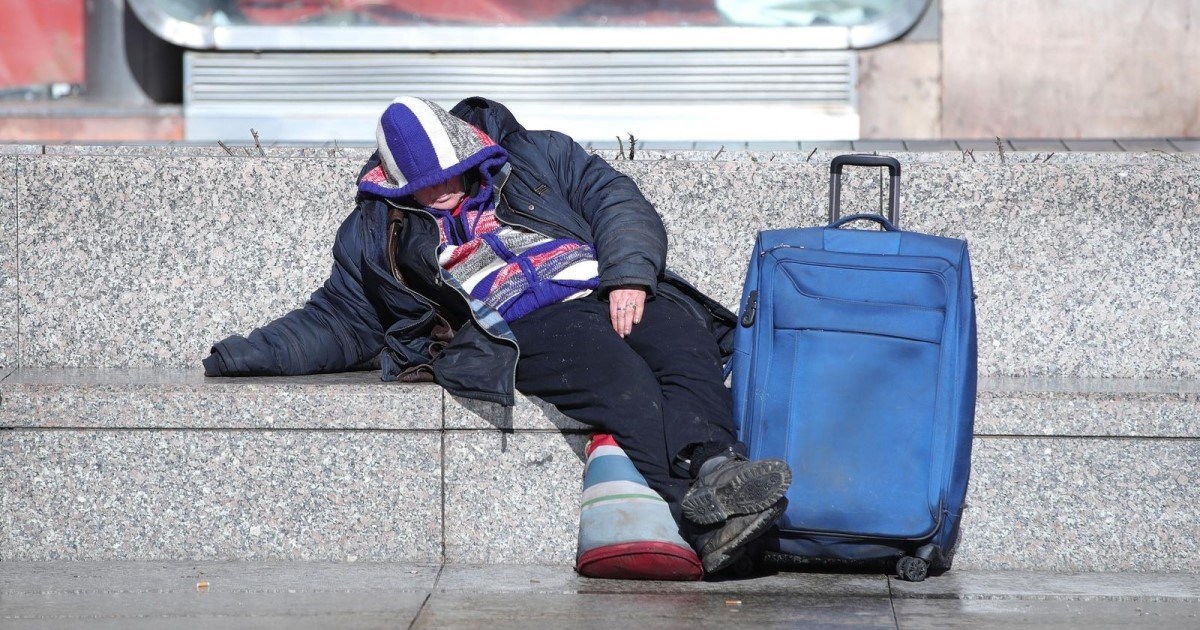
[2,562,1198,629]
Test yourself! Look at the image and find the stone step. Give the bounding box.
[2,370,1196,571]
[2,148,1198,571]
[3,371,1197,437]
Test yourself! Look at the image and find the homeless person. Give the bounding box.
[202,96,792,575]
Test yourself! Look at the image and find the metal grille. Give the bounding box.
[188,50,853,104]
[184,50,857,141]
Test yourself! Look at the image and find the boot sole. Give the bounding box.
[701,499,787,574]
[681,459,792,525]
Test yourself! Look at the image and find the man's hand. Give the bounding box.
[608,287,647,338]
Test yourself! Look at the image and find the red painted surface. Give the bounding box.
[237,0,585,24]
[0,0,84,88]
[235,0,716,25]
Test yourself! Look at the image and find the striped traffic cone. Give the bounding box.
[575,434,703,580]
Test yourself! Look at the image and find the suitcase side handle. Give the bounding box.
[828,154,902,228]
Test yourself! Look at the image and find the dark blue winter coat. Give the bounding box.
[203,97,735,405]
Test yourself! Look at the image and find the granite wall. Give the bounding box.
[2,148,1198,570]
[0,154,16,373]
[5,149,1197,381]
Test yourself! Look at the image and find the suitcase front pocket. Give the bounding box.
[769,328,942,540]
[775,262,947,344]
[754,260,950,540]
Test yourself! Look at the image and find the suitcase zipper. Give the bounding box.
[767,257,950,314]
[768,245,957,274]
[740,290,758,327]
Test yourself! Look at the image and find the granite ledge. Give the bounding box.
[4,370,1197,437]
[1,367,385,386]
[0,368,443,431]
[12,145,1198,165]
[0,144,43,155]
[980,376,1200,395]
[977,376,1200,438]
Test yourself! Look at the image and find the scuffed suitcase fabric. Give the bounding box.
[730,155,977,577]
[575,434,704,580]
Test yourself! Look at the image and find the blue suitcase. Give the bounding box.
[731,154,977,581]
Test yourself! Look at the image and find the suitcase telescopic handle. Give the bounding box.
[828,154,902,227]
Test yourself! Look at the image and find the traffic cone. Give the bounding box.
[575,434,703,580]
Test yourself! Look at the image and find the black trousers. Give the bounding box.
[509,293,740,521]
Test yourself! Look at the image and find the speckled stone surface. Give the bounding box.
[0,369,441,430]
[900,162,1200,379]
[13,153,884,372]
[17,155,362,369]
[445,393,588,431]
[978,376,1200,437]
[0,429,442,561]
[1,156,15,371]
[12,369,1197,437]
[8,149,1200,571]
[595,148,1179,166]
[42,144,376,159]
[0,144,42,155]
[628,157,1199,380]
[442,431,587,565]
[954,437,1200,572]
[613,159,881,309]
[14,152,1200,381]
[882,150,1200,166]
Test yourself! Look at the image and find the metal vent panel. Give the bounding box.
[184,51,857,142]
[187,51,855,104]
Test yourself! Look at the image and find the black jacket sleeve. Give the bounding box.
[203,210,386,376]
[546,132,668,295]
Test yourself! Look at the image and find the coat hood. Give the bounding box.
[450,96,527,147]
[359,96,508,215]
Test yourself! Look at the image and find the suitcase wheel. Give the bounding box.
[895,556,929,582]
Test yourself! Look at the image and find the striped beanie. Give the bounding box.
[359,96,509,213]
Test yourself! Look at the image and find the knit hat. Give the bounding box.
[359,96,508,212]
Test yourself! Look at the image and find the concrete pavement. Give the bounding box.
[2,562,1198,629]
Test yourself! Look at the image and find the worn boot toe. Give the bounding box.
[681,456,792,525]
[696,497,788,575]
